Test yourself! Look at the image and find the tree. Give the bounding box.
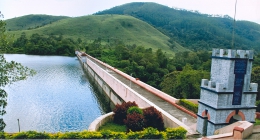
[0,12,35,131]
[156,49,168,68]
[160,71,180,97]
[160,64,209,99]
[0,13,8,53]
[13,32,28,48]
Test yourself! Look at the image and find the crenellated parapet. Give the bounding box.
[197,49,258,136]
[210,49,255,92]
[201,79,258,93]
[212,48,254,59]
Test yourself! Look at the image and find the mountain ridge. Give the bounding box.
[5,14,70,31]
[95,2,260,51]
[6,14,188,56]
[5,2,260,53]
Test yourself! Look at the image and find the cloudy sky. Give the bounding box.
[1,0,260,24]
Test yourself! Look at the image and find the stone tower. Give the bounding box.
[197,49,258,136]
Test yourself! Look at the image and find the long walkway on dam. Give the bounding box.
[86,56,198,132]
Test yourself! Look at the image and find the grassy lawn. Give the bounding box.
[98,122,127,132]
[255,119,260,125]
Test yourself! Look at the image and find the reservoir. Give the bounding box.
[3,54,111,133]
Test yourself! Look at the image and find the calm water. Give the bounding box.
[3,54,111,133]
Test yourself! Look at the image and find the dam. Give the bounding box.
[76,51,198,135]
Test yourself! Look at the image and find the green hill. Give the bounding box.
[5,14,69,31]
[95,2,260,52]
[7,14,188,56]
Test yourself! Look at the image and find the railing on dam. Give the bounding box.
[75,51,197,135]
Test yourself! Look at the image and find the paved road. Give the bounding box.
[86,56,197,132]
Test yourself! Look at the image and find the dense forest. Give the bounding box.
[8,32,77,56]
[8,33,260,99]
[85,39,210,99]
[96,2,260,52]
[6,34,260,100]
[7,32,210,99]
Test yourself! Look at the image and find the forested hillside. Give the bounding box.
[6,14,188,56]
[95,2,260,52]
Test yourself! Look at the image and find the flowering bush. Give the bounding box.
[0,127,187,139]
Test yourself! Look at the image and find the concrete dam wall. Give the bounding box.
[76,51,196,135]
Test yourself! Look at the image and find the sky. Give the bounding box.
[1,0,260,24]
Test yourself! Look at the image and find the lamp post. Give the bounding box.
[129,73,133,88]
[17,119,20,132]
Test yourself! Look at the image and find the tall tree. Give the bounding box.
[0,12,35,131]
[160,64,209,99]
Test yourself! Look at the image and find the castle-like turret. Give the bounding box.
[197,49,258,136]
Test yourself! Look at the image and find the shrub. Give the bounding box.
[124,112,146,132]
[127,106,143,115]
[255,118,260,125]
[256,100,260,112]
[126,127,167,139]
[0,126,187,139]
[100,130,126,139]
[113,101,138,124]
[140,126,186,139]
[0,132,5,139]
[10,132,27,139]
[165,127,187,139]
[56,132,79,139]
[143,106,164,131]
[139,127,165,139]
[126,130,141,139]
[179,99,198,113]
[78,130,103,139]
[11,131,50,139]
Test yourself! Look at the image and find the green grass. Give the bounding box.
[6,14,189,56]
[255,119,260,125]
[5,14,69,31]
[99,122,127,132]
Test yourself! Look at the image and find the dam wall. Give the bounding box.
[76,51,196,135]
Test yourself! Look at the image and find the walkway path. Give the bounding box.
[86,55,198,132]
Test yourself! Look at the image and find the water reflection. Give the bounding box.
[84,70,113,113]
[3,54,111,133]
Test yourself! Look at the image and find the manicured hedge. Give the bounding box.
[0,127,187,139]
[179,99,198,113]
